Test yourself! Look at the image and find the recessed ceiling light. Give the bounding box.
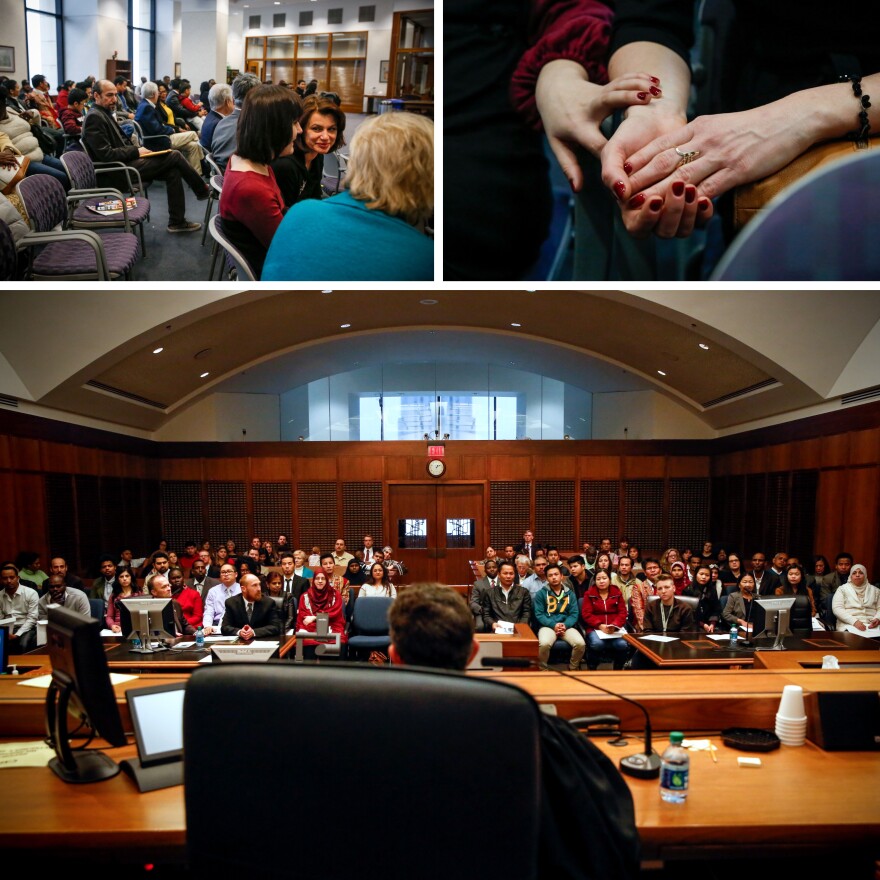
[321,289,332,293]
[200,372,210,378]
[525,289,536,292]
[511,322,521,327]
[657,370,666,376]
[340,323,351,329]
[152,347,164,354]
[420,298,438,305]
[699,343,710,350]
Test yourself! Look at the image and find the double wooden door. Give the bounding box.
[387,483,484,585]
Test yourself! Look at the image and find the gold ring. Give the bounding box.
[675,146,701,167]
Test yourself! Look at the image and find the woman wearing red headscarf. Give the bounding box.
[295,570,348,660]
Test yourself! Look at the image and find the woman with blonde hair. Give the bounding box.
[262,111,433,280]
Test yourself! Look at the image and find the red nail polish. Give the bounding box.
[637,92,647,100]
[623,162,633,175]
[672,181,685,197]
[685,185,696,204]
[613,181,626,200]
[650,86,661,96]
[627,193,646,209]
[698,199,711,212]
[649,197,663,211]
[650,76,660,84]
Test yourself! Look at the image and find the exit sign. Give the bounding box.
[427,445,445,458]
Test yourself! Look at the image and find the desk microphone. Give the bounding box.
[481,656,661,779]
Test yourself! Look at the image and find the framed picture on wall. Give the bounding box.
[379,60,389,83]
[174,62,182,78]
[0,46,14,73]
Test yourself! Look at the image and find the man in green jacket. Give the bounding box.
[535,564,585,670]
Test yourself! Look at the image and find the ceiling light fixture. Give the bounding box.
[420,298,438,305]
[321,289,333,293]
[152,347,164,354]
[511,322,521,327]
[200,372,210,378]
[657,370,667,376]
[340,323,351,329]
[699,343,710,350]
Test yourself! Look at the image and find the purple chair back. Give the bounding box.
[0,218,17,281]
[16,175,67,233]
[60,150,97,189]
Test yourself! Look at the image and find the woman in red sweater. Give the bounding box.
[581,569,629,669]
[295,571,348,660]
[218,84,303,278]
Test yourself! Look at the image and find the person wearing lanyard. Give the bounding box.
[642,575,695,635]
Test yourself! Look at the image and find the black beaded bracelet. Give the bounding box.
[839,74,871,142]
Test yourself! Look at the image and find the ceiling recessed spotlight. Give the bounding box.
[699,343,710,350]
[657,370,667,376]
[511,322,521,327]
[340,323,351,329]
[152,347,164,354]
[200,372,210,378]
[420,298,438,305]
[525,289,536,292]
[321,289,333,293]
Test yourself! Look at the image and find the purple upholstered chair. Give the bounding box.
[61,150,152,255]
[712,149,880,281]
[15,175,141,281]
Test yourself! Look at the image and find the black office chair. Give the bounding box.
[346,595,394,661]
[184,663,542,878]
[88,597,104,622]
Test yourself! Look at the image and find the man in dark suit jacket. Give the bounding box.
[221,573,281,640]
[82,79,209,233]
[470,559,499,633]
[186,559,220,598]
[481,561,532,633]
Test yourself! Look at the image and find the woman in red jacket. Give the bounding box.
[295,571,348,660]
[581,568,628,670]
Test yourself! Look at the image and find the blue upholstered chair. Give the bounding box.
[346,595,395,661]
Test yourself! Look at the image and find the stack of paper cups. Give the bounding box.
[775,684,807,746]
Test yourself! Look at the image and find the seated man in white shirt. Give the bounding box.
[1,562,39,653]
[202,563,241,634]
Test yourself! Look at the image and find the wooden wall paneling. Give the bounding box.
[789,470,819,563]
[533,455,577,479]
[668,478,710,551]
[159,481,204,552]
[791,437,822,471]
[487,455,531,481]
[337,455,384,481]
[460,454,487,481]
[742,473,767,555]
[489,481,530,548]
[249,456,292,481]
[535,480,575,548]
[579,480,620,547]
[766,443,793,473]
[99,477,125,562]
[74,474,101,573]
[292,457,338,481]
[843,466,880,574]
[666,456,710,478]
[578,456,620,479]
[819,432,850,468]
[8,437,41,472]
[623,479,664,552]
[744,447,768,473]
[160,459,203,481]
[206,482,248,550]
[848,427,880,466]
[40,440,76,474]
[296,482,340,551]
[44,473,76,567]
[622,456,666,479]
[342,482,383,550]
[0,473,18,561]
[764,472,790,554]
[203,458,249,481]
[384,456,412,481]
[74,445,101,476]
[814,469,849,562]
[0,435,10,470]
[12,473,47,563]
[253,482,293,546]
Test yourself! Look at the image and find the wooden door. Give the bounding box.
[388,483,484,585]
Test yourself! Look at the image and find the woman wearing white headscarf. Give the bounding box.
[831,565,880,632]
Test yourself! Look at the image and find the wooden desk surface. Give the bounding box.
[474,623,538,659]
[624,630,879,668]
[3,733,877,863]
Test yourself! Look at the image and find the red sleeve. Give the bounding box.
[295,595,311,631]
[511,0,614,129]
[609,593,628,629]
[581,595,601,632]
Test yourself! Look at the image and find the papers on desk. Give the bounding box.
[101,629,117,637]
[844,625,880,638]
[0,740,56,769]
[639,635,678,643]
[204,635,237,642]
[198,655,213,663]
[812,617,826,631]
[594,628,625,640]
[17,672,138,689]
[706,633,741,642]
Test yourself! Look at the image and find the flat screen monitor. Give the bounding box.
[126,681,186,765]
[46,605,126,783]
[119,597,175,651]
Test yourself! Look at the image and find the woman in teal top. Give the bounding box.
[262,111,433,281]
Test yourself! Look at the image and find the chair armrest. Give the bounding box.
[93,162,146,196]
[20,229,110,280]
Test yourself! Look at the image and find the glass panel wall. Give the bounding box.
[279,362,594,441]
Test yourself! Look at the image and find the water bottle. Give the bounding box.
[195,626,205,649]
[729,625,738,648]
[132,635,142,651]
[660,731,689,803]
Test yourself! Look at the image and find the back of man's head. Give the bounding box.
[231,72,260,107]
[389,583,475,671]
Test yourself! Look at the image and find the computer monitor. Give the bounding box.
[119,597,176,652]
[46,605,126,783]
